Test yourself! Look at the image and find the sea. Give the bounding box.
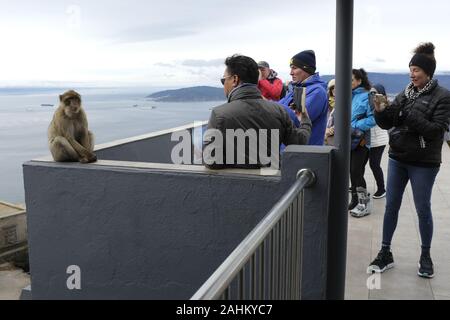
[0,87,224,204]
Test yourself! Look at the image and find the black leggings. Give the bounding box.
[350,145,369,193]
[369,146,386,192]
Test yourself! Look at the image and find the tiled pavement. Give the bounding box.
[345,143,450,300]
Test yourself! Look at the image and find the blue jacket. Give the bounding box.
[279,73,328,145]
[282,104,300,127]
[351,87,376,147]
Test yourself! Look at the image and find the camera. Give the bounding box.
[369,92,388,111]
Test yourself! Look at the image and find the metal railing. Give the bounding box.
[191,168,316,300]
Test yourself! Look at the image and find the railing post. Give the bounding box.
[327,0,353,299]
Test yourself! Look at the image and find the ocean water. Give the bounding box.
[0,87,225,204]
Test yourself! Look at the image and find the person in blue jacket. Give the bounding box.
[348,68,376,218]
[279,50,328,145]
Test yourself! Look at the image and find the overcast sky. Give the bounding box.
[1,0,450,87]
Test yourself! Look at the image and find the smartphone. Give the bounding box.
[293,87,307,114]
[369,92,387,111]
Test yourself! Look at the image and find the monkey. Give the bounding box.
[48,90,97,163]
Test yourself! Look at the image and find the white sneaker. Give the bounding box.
[350,203,370,217]
[350,187,371,217]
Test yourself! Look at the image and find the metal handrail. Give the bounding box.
[191,168,316,300]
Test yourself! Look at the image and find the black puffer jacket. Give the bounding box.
[375,81,450,166]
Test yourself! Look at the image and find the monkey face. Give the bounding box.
[60,90,82,118]
[65,97,81,110]
[63,97,81,117]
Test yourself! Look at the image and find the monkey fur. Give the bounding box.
[48,90,97,163]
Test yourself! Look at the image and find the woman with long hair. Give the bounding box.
[348,68,376,218]
[368,43,450,278]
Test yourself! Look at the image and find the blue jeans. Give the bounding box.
[382,158,440,249]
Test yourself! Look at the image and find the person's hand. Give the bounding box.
[326,127,334,137]
[297,105,310,122]
[373,94,388,112]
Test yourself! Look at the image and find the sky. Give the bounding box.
[1,0,450,88]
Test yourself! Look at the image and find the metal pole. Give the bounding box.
[327,0,353,299]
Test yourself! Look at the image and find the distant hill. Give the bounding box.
[147,73,450,102]
[147,86,225,102]
[322,72,450,94]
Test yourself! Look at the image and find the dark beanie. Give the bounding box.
[290,50,316,74]
[373,83,386,96]
[409,54,436,78]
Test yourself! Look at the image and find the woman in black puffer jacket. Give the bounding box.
[368,42,450,279]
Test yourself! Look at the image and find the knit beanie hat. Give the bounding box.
[257,61,270,69]
[327,78,335,90]
[372,83,386,96]
[409,42,436,78]
[290,50,316,74]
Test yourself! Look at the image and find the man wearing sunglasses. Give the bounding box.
[203,54,312,169]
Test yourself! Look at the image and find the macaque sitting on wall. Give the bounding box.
[48,90,97,163]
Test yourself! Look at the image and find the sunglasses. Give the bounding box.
[220,75,234,85]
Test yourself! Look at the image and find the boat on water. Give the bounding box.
[40,104,54,107]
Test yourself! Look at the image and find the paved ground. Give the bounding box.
[0,263,29,300]
[346,143,450,300]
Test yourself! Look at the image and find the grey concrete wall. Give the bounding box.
[95,130,185,163]
[95,126,203,164]
[23,146,332,300]
[23,162,281,299]
[282,145,333,299]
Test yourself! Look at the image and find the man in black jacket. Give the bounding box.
[203,54,311,169]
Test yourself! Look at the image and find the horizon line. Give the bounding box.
[2,71,450,90]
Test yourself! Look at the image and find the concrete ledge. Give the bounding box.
[27,159,281,178]
[94,121,208,151]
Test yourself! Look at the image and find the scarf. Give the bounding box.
[404,79,436,101]
[267,70,278,81]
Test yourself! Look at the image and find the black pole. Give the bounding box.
[327,0,353,299]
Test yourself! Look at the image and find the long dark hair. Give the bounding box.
[352,68,371,91]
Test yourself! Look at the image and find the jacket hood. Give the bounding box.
[352,87,367,96]
[298,73,326,88]
[228,83,261,102]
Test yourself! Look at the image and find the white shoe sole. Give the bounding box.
[367,263,394,274]
[350,211,371,218]
[372,193,386,199]
[417,263,435,278]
